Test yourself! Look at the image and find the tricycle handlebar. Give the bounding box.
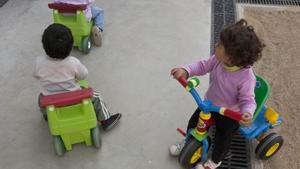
[176,76,242,122]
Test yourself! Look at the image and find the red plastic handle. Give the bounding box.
[177,128,186,137]
[40,88,93,108]
[48,3,87,13]
[177,76,188,88]
[223,109,242,122]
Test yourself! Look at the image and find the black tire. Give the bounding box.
[178,137,205,169]
[53,136,66,156]
[38,94,47,121]
[91,125,102,148]
[42,114,48,121]
[255,133,283,160]
[81,36,91,54]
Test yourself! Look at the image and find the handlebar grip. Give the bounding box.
[177,77,188,87]
[187,78,200,88]
[223,109,242,122]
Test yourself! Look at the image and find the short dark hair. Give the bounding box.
[220,19,265,67]
[42,23,73,59]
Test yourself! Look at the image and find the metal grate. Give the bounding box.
[0,0,8,7]
[236,0,300,6]
[210,1,252,168]
[211,0,236,55]
[210,126,252,169]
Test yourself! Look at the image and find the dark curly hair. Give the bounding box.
[42,23,73,59]
[220,19,265,67]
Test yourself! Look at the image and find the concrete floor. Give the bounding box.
[0,0,211,168]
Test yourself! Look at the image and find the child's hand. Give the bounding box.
[170,68,188,79]
[240,112,252,126]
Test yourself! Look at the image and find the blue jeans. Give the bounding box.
[91,6,104,31]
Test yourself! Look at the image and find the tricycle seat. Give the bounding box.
[253,75,270,120]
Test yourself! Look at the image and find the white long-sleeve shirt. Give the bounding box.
[34,55,88,95]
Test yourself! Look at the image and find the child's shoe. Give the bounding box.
[92,26,102,47]
[196,159,221,169]
[101,113,122,131]
[169,140,184,156]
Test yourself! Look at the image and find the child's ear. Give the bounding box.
[225,54,233,66]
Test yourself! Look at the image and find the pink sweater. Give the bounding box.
[183,55,257,116]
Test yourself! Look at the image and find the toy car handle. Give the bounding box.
[177,77,242,122]
[48,3,88,13]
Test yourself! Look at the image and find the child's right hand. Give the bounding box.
[170,68,188,79]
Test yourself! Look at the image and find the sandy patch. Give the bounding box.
[244,7,300,169]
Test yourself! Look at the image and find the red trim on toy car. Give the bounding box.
[40,88,93,107]
[48,3,87,13]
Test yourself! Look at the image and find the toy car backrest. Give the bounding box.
[48,3,87,13]
[253,75,271,120]
[40,88,93,108]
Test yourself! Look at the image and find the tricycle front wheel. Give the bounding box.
[178,137,205,168]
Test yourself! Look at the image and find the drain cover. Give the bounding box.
[211,0,236,55]
[236,0,300,6]
[210,1,254,168]
[209,126,252,169]
[0,0,8,7]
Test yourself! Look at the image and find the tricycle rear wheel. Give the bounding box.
[255,132,283,160]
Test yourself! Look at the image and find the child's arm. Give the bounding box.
[238,75,256,118]
[182,55,218,77]
[75,64,88,80]
[71,57,88,80]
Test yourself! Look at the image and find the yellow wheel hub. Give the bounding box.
[190,147,202,164]
[266,143,280,157]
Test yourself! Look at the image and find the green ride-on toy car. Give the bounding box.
[39,80,101,156]
[175,75,283,168]
[48,3,93,54]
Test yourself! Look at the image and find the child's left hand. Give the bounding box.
[240,112,252,126]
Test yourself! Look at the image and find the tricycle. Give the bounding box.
[174,75,283,168]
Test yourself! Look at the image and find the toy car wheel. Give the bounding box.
[81,36,91,54]
[178,137,205,169]
[42,113,48,121]
[91,125,102,148]
[255,132,283,160]
[53,136,66,156]
[38,94,47,121]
